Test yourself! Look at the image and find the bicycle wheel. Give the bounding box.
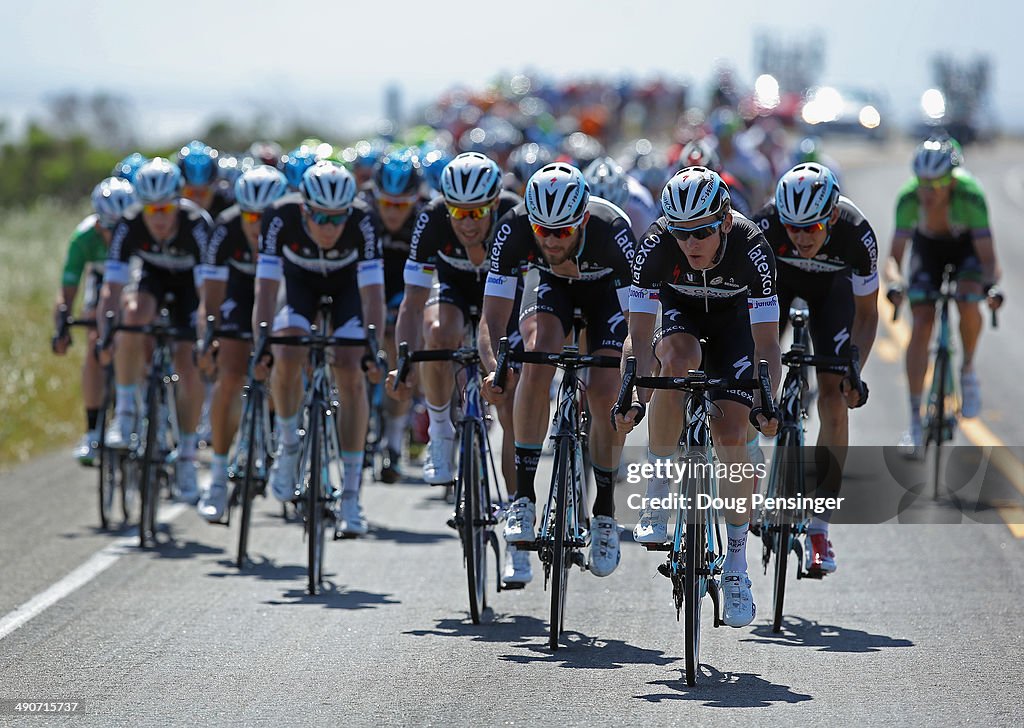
[236,388,261,569]
[929,348,949,500]
[96,404,115,530]
[770,427,800,633]
[306,405,325,595]
[138,374,162,548]
[461,424,488,623]
[683,471,706,686]
[549,437,573,651]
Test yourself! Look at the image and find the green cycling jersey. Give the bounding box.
[894,167,990,237]
[61,214,108,287]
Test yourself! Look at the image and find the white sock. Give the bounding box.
[808,516,830,536]
[342,450,363,496]
[179,432,197,460]
[723,522,749,573]
[386,413,409,453]
[115,385,137,417]
[278,413,299,447]
[211,453,228,484]
[426,401,455,440]
[645,449,672,499]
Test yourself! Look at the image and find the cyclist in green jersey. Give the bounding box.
[52,177,137,464]
[886,138,1003,452]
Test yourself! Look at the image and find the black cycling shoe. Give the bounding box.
[379,448,402,484]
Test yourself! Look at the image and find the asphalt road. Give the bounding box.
[1,139,1022,727]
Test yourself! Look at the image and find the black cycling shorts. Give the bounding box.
[777,272,854,375]
[219,275,255,334]
[137,265,199,331]
[274,268,365,339]
[519,270,626,353]
[907,230,982,303]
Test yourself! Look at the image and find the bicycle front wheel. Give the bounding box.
[683,472,707,686]
[306,406,324,595]
[929,348,950,500]
[139,376,162,548]
[461,424,488,623]
[96,403,115,530]
[770,427,801,633]
[236,388,261,569]
[549,437,574,651]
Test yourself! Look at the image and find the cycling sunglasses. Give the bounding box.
[917,174,953,189]
[447,204,493,221]
[240,210,262,224]
[379,194,419,209]
[667,218,723,240]
[303,204,351,225]
[143,202,178,215]
[783,220,827,234]
[531,222,578,239]
[183,184,211,197]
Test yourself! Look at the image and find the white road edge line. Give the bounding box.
[0,503,188,641]
[1005,165,1024,211]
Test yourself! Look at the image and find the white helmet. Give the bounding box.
[583,156,629,208]
[525,163,589,227]
[300,160,357,210]
[133,157,183,203]
[775,163,840,226]
[440,152,502,206]
[912,137,961,179]
[91,177,136,226]
[234,165,288,212]
[660,166,730,225]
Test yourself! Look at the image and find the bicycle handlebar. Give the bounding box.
[393,342,478,391]
[52,303,97,352]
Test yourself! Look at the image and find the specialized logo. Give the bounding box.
[535,283,552,300]
[833,326,850,355]
[607,310,626,335]
[732,355,752,379]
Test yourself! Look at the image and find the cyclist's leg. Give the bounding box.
[420,292,462,482]
[906,237,940,425]
[170,278,202,501]
[330,292,371,502]
[381,291,411,478]
[954,247,984,416]
[111,276,157,441]
[498,306,526,499]
[209,285,253,486]
[807,273,855,461]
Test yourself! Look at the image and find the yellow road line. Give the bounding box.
[878,296,1024,535]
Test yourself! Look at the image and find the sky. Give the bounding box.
[0,0,1020,144]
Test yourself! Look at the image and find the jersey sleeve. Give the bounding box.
[404,209,438,289]
[957,175,991,233]
[484,213,527,300]
[103,220,133,285]
[356,210,385,288]
[850,217,880,295]
[608,214,637,311]
[628,225,664,315]
[61,231,89,287]
[893,179,919,233]
[256,210,285,281]
[744,232,780,325]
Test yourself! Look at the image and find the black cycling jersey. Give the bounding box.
[405,190,522,289]
[105,198,212,285]
[257,193,381,283]
[208,189,233,220]
[485,198,636,307]
[203,205,258,332]
[359,184,431,304]
[752,197,879,297]
[630,213,779,323]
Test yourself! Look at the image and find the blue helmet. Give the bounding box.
[177,140,219,186]
[352,139,385,172]
[282,147,319,190]
[112,153,149,183]
[374,150,421,197]
[419,148,453,193]
[508,143,555,185]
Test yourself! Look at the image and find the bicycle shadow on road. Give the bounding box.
[741,616,914,652]
[499,630,682,671]
[403,614,548,646]
[636,665,812,707]
[263,581,401,611]
[364,523,457,545]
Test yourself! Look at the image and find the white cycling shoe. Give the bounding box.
[335,494,368,537]
[589,516,621,577]
[74,431,98,466]
[898,420,924,460]
[502,544,533,586]
[721,571,756,627]
[269,442,301,502]
[105,415,134,450]
[503,497,536,542]
[174,459,200,505]
[633,507,670,544]
[197,481,229,522]
[422,434,455,484]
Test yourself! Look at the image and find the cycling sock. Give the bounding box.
[179,432,197,460]
[115,384,137,417]
[909,395,922,422]
[341,450,364,496]
[426,401,455,440]
[211,453,228,484]
[278,413,299,447]
[86,408,100,432]
[514,443,542,502]
[385,412,409,454]
[746,433,763,466]
[807,515,830,536]
[723,522,749,573]
[592,465,617,518]
[646,449,672,499]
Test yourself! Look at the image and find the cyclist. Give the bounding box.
[675,139,754,217]
[751,162,876,574]
[98,158,213,504]
[887,137,1003,450]
[178,140,232,218]
[583,156,659,238]
[480,162,637,578]
[112,153,149,184]
[615,166,781,628]
[253,160,385,537]
[195,165,288,521]
[388,151,529,584]
[282,147,319,192]
[505,142,555,198]
[52,177,137,464]
[359,149,431,482]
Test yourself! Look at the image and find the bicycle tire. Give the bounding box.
[549,437,573,651]
[930,348,949,500]
[770,427,800,633]
[683,471,705,686]
[462,424,487,623]
[96,403,115,530]
[139,371,162,548]
[307,404,324,595]
[236,387,261,569]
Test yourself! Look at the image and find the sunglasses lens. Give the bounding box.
[784,221,825,234]
[532,223,575,238]
[447,205,491,220]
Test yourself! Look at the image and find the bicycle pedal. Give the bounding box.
[801,567,825,580]
[446,516,460,531]
[571,552,587,569]
[708,579,723,628]
[500,580,526,590]
[512,540,541,552]
[643,542,673,551]
[428,480,455,487]
[656,562,672,579]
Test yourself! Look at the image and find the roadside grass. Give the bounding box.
[0,201,91,468]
